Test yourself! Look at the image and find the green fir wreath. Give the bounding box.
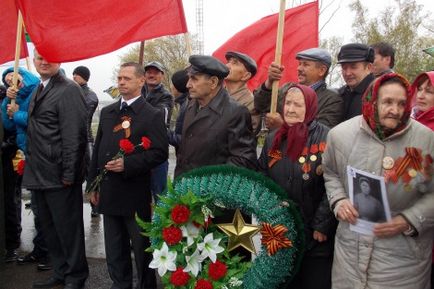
[140,165,304,289]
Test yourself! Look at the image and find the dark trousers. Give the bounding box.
[150,160,168,201]
[34,183,88,285]
[103,214,156,289]
[30,191,48,259]
[3,153,20,251]
[284,254,333,289]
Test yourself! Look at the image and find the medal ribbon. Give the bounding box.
[268,150,282,168]
[260,223,292,256]
[389,147,423,183]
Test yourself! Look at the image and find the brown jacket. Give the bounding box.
[229,85,261,133]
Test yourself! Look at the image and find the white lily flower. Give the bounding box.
[197,232,224,262]
[181,223,200,247]
[149,242,177,277]
[183,248,204,277]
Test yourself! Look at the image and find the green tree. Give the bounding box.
[117,34,198,88]
[350,0,434,81]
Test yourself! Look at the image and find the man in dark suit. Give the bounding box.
[175,55,257,178]
[23,50,89,289]
[88,62,168,289]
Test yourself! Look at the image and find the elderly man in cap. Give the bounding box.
[255,47,343,129]
[225,51,261,133]
[174,55,257,178]
[72,66,99,217]
[337,43,375,122]
[141,61,173,200]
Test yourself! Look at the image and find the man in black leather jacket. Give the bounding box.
[23,50,89,289]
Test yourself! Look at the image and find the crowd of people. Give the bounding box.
[0,39,433,289]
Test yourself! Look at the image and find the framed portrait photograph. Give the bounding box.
[347,166,391,235]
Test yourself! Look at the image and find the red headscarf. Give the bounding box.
[270,84,318,161]
[362,73,412,140]
[410,71,434,131]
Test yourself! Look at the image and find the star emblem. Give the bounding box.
[217,209,261,254]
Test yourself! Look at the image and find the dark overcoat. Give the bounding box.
[88,97,168,218]
[175,87,257,178]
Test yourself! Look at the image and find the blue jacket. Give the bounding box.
[1,67,40,152]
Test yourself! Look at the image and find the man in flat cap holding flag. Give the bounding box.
[174,55,257,178]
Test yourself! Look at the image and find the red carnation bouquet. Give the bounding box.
[85,136,151,194]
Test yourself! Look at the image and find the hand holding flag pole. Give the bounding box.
[270,0,286,114]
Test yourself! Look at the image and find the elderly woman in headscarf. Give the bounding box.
[323,73,434,289]
[258,84,336,289]
[411,71,434,286]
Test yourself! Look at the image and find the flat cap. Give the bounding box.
[188,55,229,79]
[337,43,374,64]
[296,48,332,68]
[144,61,165,73]
[225,51,257,77]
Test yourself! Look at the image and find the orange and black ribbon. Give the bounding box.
[268,150,282,168]
[386,147,424,184]
[261,223,292,256]
[113,116,132,138]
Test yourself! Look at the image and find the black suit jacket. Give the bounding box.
[88,96,168,217]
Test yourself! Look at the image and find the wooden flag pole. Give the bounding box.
[184,32,192,57]
[11,10,24,106]
[138,41,145,66]
[270,0,286,114]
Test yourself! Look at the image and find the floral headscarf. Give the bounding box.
[270,84,318,161]
[362,73,412,140]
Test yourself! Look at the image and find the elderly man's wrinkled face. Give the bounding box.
[416,79,434,112]
[225,57,250,82]
[341,61,371,89]
[283,88,306,126]
[377,82,407,130]
[297,59,326,85]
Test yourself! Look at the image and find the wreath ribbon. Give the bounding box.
[261,223,292,256]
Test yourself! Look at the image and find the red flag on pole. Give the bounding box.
[0,0,28,65]
[213,1,319,91]
[16,0,188,62]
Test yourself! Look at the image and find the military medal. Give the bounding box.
[382,156,394,170]
[404,184,412,192]
[302,173,310,180]
[408,169,417,178]
[298,156,306,163]
[310,155,317,162]
[121,120,130,129]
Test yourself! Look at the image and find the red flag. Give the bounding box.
[213,1,318,91]
[16,0,188,62]
[0,0,28,65]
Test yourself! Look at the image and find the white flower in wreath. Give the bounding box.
[183,248,204,277]
[149,242,177,277]
[181,222,200,247]
[197,232,224,263]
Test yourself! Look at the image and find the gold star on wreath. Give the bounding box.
[217,209,261,254]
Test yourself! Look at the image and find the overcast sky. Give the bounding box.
[1,0,433,101]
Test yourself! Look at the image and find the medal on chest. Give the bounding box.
[113,116,132,138]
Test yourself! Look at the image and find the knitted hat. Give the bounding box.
[73,66,90,82]
[171,69,189,93]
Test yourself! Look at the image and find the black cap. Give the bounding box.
[144,61,165,73]
[337,43,374,64]
[225,51,257,77]
[171,69,189,93]
[296,48,332,68]
[73,66,90,82]
[188,55,229,79]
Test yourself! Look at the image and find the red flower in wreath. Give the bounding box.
[119,139,135,154]
[171,204,191,224]
[194,279,213,289]
[162,226,183,245]
[141,136,152,150]
[208,259,227,281]
[17,160,25,176]
[170,267,190,286]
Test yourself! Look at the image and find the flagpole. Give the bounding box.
[184,32,192,57]
[12,10,24,106]
[270,0,286,114]
[138,41,145,66]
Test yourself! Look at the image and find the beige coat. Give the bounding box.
[230,85,260,133]
[323,116,434,289]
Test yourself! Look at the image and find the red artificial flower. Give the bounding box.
[141,136,151,150]
[119,139,135,154]
[170,267,190,286]
[17,160,25,176]
[162,226,183,245]
[208,260,227,281]
[194,279,213,289]
[171,204,191,224]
